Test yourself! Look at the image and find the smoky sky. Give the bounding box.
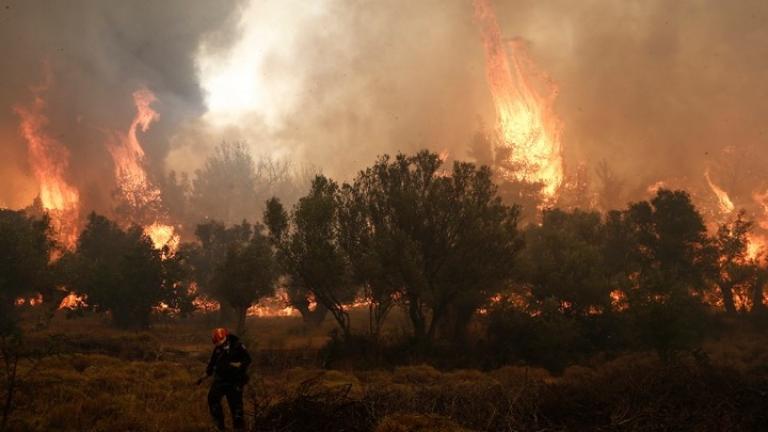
[0,0,242,211]
[2,0,768,219]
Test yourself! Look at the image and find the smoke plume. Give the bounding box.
[3,0,768,224]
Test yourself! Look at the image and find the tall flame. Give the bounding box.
[144,222,180,252]
[108,88,162,209]
[13,68,80,248]
[107,88,177,251]
[473,0,564,203]
[749,190,768,262]
[705,169,735,214]
[704,169,766,262]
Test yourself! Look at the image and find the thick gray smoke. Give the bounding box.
[3,0,768,221]
[0,0,242,211]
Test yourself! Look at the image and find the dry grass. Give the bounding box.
[3,312,768,431]
[7,354,210,431]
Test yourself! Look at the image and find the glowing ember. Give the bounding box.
[15,293,43,306]
[14,67,80,248]
[59,292,87,309]
[476,294,503,315]
[610,289,629,312]
[473,0,564,203]
[705,169,735,214]
[192,296,221,312]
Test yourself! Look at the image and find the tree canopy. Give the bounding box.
[67,213,183,329]
[211,224,277,335]
[0,209,54,334]
[340,151,523,341]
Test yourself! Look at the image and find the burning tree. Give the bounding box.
[13,67,80,250]
[66,213,189,329]
[474,0,565,208]
[713,212,753,314]
[107,88,179,251]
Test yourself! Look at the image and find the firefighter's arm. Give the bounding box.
[229,343,252,370]
[195,349,217,384]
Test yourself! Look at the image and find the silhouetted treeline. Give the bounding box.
[3,150,767,368]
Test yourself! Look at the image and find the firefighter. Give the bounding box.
[196,327,252,431]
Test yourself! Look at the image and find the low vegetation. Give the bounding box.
[2,315,767,431]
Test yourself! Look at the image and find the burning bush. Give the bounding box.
[64,213,192,329]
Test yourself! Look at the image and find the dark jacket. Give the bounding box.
[206,334,252,384]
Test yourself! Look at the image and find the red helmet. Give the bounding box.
[212,327,228,345]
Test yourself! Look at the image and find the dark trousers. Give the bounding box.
[208,380,245,430]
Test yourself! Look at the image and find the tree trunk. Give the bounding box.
[324,302,351,340]
[235,306,247,336]
[426,304,445,342]
[718,282,736,314]
[407,294,426,341]
[293,301,328,328]
[369,300,393,340]
[218,305,236,326]
[752,272,767,314]
[306,306,328,327]
[446,302,478,343]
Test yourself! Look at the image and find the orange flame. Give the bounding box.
[747,234,767,262]
[14,68,80,248]
[107,88,178,251]
[192,296,221,312]
[15,293,43,307]
[59,292,87,309]
[107,88,162,209]
[248,289,299,317]
[144,222,180,252]
[705,169,735,214]
[701,171,765,262]
[474,0,564,203]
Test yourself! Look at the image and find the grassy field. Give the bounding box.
[3,309,768,431]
